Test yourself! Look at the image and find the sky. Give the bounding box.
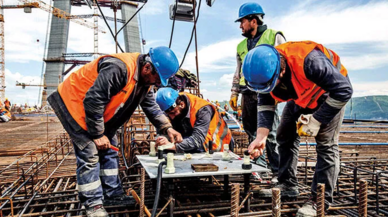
[3,0,388,105]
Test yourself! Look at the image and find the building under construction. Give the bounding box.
[1,0,388,217]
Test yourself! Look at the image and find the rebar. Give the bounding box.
[358,179,368,217]
[140,168,145,217]
[272,188,281,217]
[317,183,325,217]
[230,183,239,217]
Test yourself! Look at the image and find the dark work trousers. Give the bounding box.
[277,101,343,203]
[242,92,279,174]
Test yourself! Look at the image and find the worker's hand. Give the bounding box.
[156,136,169,147]
[297,114,321,137]
[93,135,111,150]
[229,93,238,111]
[167,128,183,143]
[248,137,266,159]
[156,137,177,151]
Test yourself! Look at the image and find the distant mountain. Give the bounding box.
[344,95,388,120]
[219,95,388,121]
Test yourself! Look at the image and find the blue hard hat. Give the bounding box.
[156,87,179,111]
[242,44,280,93]
[235,2,265,22]
[149,46,179,86]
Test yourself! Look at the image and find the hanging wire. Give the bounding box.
[179,0,202,68]
[95,0,125,52]
[116,2,148,36]
[169,0,178,48]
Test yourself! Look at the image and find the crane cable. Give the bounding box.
[168,0,178,48]
[179,0,202,68]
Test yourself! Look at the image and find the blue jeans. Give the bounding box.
[277,101,343,202]
[74,135,124,208]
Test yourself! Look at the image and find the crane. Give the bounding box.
[0,1,107,102]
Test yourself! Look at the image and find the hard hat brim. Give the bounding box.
[245,63,280,94]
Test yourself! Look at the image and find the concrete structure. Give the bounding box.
[121,2,142,53]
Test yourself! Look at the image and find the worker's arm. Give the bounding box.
[84,57,127,139]
[304,49,353,124]
[248,93,276,158]
[231,53,242,95]
[141,89,182,143]
[175,105,213,153]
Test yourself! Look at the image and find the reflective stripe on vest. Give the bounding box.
[183,93,232,152]
[272,41,348,109]
[237,29,282,86]
[58,53,140,130]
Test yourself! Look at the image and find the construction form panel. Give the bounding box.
[121,2,141,53]
[44,0,71,97]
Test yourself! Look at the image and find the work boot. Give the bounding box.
[296,198,317,217]
[104,194,135,206]
[86,205,108,217]
[257,183,299,198]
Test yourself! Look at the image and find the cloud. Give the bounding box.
[352,81,388,97]
[4,69,41,105]
[219,73,233,87]
[181,38,240,73]
[142,0,166,16]
[270,1,388,44]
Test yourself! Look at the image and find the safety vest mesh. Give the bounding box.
[183,93,232,152]
[237,29,282,86]
[58,53,140,130]
[273,41,348,109]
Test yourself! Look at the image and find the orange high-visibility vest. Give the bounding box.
[58,53,140,130]
[183,93,232,152]
[273,41,348,109]
[4,100,10,108]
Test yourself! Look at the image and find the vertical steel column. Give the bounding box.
[243,174,250,212]
[223,175,229,198]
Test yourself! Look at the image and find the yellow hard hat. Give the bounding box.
[5,98,8,101]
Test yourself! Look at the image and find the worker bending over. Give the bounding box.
[155,88,234,153]
[48,47,182,217]
[230,2,285,183]
[243,41,352,216]
[4,98,11,111]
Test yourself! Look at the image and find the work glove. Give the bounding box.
[229,93,238,111]
[296,114,321,137]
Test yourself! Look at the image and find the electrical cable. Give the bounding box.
[151,160,167,217]
[95,0,125,52]
[179,0,202,68]
[169,0,178,48]
[116,1,148,36]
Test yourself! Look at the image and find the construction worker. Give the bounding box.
[155,88,234,153]
[47,47,182,217]
[230,2,285,183]
[4,98,10,111]
[243,41,352,216]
